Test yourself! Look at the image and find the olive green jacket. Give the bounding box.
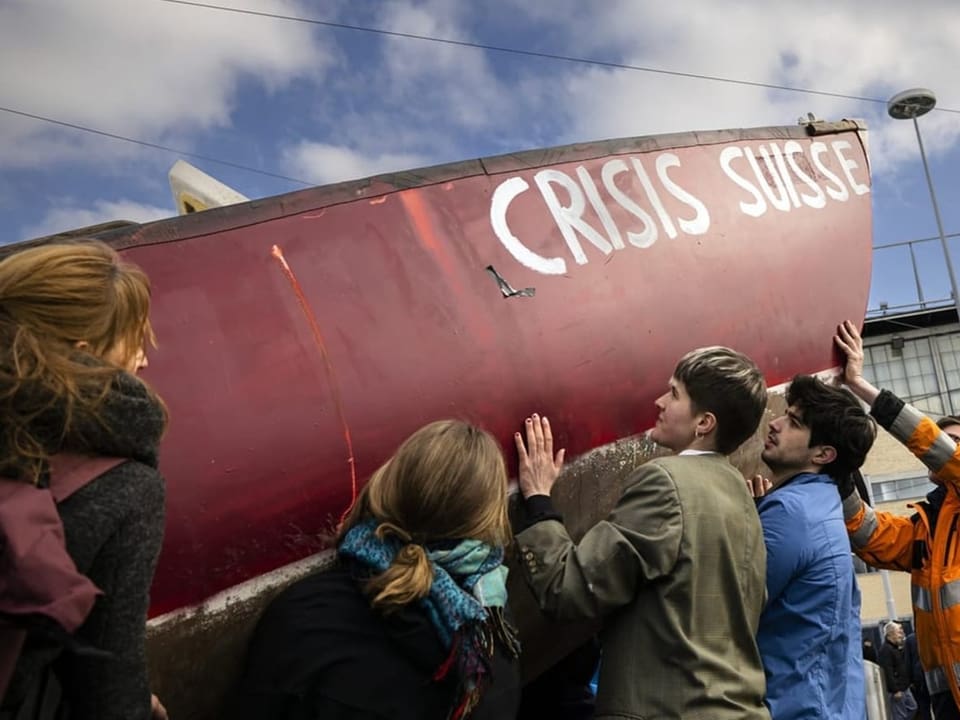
[516,453,770,720]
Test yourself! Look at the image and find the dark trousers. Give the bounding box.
[932,691,960,720]
[914,686,931,720]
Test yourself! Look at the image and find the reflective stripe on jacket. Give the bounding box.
[844,389,960,706]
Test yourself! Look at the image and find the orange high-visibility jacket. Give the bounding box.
[844,389,960,705]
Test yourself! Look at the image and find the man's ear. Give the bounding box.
[813,444,837,468]
[697,412,717,437]
[74,340,90,351]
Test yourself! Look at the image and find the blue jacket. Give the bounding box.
[756,472,865,719]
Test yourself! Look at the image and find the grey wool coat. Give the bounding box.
[516,453,771,720]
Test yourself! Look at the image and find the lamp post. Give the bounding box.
[888,88,960,321]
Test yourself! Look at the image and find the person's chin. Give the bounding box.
[652,431,678,450]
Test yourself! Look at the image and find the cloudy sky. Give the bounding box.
[2,0,959,313]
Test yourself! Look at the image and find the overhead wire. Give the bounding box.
[157,0,960,115]
[0,106,313,186]
[4,0,959,189]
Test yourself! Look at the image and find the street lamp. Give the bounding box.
[888,88,960,321]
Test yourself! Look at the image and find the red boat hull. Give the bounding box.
[117,120,872,615]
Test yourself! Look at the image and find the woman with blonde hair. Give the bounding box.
[234,420,521,720]
[0,241,168,720]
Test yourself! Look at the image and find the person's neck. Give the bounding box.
[770,464,821,487]
[683,436,718,454]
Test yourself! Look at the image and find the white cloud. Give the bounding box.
[377,1,509,131]
[274,0,960,192]
[21,200,173,242]
[0,0,334,169]
[282,0,520,175]
[283,141,431,186]
[537,0,960,177]
[6,0,960,209]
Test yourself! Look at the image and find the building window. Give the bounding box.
[936,333,960,414]
[864,336,946,416]
[869,474,934,503]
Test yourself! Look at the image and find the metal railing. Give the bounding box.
[868,232,960,318]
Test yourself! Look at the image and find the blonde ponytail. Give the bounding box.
[338,420,510,612]
[366,539,434,611]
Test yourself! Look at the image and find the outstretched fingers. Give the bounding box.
[514,427,530,461]
[525,416,539,455]
[835,319,861,355]
[747,474,772,498]
[516,413,566,498]
[531,413,546,451]
[541,415,554,456]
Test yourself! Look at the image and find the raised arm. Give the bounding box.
[514,415,681,621]
[835,319,960,481]
[515,462,683,621]
[834,320,880,406]
[834,319,955,571]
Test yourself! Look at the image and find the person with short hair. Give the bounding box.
[232,420,521,720]
[0,241,169,720]
[878,621,917,720]
[515,346,771,719]
[752,374,876,719]
[836,319,960,720]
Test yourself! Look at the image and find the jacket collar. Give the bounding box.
[772,471,831,492]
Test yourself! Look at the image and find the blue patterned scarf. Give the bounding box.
[340,519,519,718]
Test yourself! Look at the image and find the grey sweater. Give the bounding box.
[4,371,166,720]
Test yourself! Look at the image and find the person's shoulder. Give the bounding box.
[250,565,360,652]
[105,459,164,491]
[646,454,711,478]
[70,459,165,512]
[775,474,840,516]
[757,482,809,522]
[270,563,358,611]
[56,460,164,528]
[263,562,377,635]
[649,453,739,487]
[623,458,680,492]
[652,453,731,470]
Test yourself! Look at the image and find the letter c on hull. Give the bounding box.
[490,176,568,275]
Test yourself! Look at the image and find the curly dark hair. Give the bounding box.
[786,375,876,480]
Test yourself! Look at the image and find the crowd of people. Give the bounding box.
[2,240,959,720]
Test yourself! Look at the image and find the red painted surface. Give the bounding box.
[270,244,358,522]
[73,123,871,615]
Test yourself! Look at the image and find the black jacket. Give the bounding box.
[879,641,912,693]
[231,564,521,720]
